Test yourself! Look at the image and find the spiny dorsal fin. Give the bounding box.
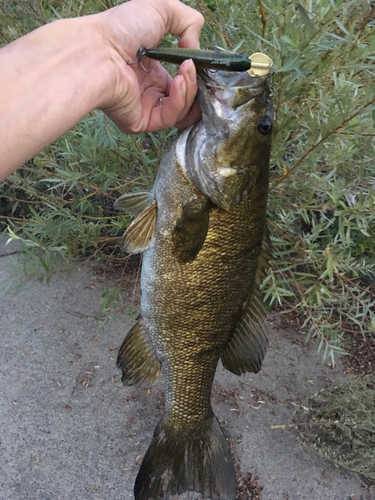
[122,201,157,254]
[221,231,272,375]
[114,191,154,217]
[117,318,161,386]
[172,197,209,263]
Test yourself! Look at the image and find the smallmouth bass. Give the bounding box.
[115,68,273,500]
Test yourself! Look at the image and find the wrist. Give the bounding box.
[64,14,123,112]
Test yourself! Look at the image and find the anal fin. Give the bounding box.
[117,318,161,386]
[221,288,268,375]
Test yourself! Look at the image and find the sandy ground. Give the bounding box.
[0,237,371,500]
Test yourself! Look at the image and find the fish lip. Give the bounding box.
[198,70,269,108]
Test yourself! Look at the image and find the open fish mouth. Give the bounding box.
[198,69,271,123]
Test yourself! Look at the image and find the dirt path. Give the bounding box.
[0,238,370,500]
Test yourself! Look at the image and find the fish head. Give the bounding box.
[186,70,273,210]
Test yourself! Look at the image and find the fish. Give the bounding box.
[114,66,273,500]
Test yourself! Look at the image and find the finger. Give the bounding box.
[174,59,201,124]
[121,60,172,133]
[144,59,199,132]
[161,0,204,49]
[143,75,186,132]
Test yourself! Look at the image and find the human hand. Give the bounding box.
[97,0,204,133]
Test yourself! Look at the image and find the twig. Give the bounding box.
[0,251,21,258]
[6,178,60,208]
[357,5,375,33]
[195,0,234,49]
[0,215,28,223]
[97,236,121,243]
[271,423,309,429]
[335,131,375,137]
[259,0,268,39]
[81,243,107,265]
[298,6,341,53]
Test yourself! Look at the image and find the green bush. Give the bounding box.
[1,0,374,361]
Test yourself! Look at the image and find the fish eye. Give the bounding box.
[257,116,273,136]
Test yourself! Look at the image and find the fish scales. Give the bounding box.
[115,69,273,499]
[143,163,268,427]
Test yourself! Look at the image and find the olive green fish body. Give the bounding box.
[143,154,268,415]
[115,69,273,500]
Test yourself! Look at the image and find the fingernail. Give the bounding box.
[188,59,196,84]
[180,75,186,96]
[181,59,196,84]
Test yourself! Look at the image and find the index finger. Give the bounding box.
[156,0,204,49]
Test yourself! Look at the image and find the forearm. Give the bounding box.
[0,0,203,181]
[0,16,119,180]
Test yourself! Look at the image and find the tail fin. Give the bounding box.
[134,416,236,500]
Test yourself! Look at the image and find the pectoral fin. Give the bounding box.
[121,201,157,254]
[117,318,161,386]
[221,232,272,375]
[114,191,154,217]
[172,197,209,263]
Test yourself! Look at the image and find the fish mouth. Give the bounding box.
[197,69,271,123]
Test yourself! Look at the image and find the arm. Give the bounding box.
[0,0,204,180]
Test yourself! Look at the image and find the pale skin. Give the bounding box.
[0,0,204,181]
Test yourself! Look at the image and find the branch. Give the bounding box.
[271,96,375,191]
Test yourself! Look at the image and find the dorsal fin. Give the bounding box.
[221,288,268,375]
[221,231,272,375]
[117,318,161,386]
[121,201,157,254]
[171,197,209,263]
[114,191,154,217]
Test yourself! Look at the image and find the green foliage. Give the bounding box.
[1,0,374,359]
[1,109,174,290]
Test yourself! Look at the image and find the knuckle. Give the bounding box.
[196,12,205,28]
